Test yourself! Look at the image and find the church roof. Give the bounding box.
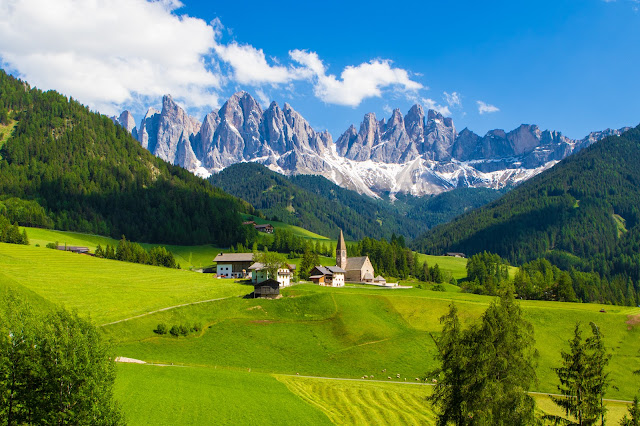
[345,256,369,270]
[337,229,346,251]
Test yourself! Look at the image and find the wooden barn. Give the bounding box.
[253,279,280,298]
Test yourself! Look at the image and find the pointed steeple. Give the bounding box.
[336,229,347,270]
[337,229,346,251]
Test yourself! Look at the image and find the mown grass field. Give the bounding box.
[1,242,638,424]
[114,365,633,425]
[114,365,332,425]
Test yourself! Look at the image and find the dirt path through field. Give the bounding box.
[100,296,235,327]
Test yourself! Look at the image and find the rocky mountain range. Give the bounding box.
[113,93,629,198]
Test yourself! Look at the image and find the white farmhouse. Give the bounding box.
[213,253,254,278]
[249,262,296,287]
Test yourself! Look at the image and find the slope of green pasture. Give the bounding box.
[22,227,225,269]
[0,118,17,153]
[114,364,331,425]
[241,214,330,240]
[534,393,630,425]
[276,376,436,425]
[108,289,433,380]
[0,243,249,324]
[416,253,468,280]
[108,284,640,400]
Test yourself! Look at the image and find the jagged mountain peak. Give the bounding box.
[117,91,631,198]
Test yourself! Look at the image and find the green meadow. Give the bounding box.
[0,243,246,324]
[1,242,638,424]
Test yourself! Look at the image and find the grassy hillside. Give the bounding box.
[0,69,253,246]
[0,243,247,324]
[101,283,640,401]
[2,243,637,423]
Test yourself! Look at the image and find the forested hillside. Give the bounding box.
[209,162,501,240]
[0,70,255,246]
[413,125,640,301]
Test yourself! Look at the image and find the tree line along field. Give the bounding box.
[1,242,638,424]
[21,221,333,270]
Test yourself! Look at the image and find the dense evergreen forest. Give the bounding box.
[414,126,640,305]
[0,69,255,246]
[209,162,501,240]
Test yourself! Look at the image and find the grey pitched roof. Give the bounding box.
[374,275,386,282]
[249,262,293,273]
[345,256,369,270]
[363,272,374,280]
[326,266,346,273]
[213,253,254,262]
[248,262,264,270]
[313,266,331,275]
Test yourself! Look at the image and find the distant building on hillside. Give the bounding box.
[336,230,375,283]
[57,245,90,254]
[446,252,466,258]
[249,262,295,287]
[309,265,346,287]
[213,253,254,278]
[254,224,274,234]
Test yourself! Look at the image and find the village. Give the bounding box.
[213,230,396,297]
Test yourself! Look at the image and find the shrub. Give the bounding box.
[153,323,168,335]
[169,325,179,337]
[178,324,188,336]
[46,241,58,249]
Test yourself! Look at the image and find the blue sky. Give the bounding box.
[0,0,638,139]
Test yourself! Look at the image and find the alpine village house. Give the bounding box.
[214,230,381,294]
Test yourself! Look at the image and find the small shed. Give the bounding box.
[254,224,274,234]
[253,279,280,298]
[374,275,387,284]
[57,245,90,254]
[446,252,466,258]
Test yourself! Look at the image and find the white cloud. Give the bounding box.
[254,88,271,108]
[477,100,500,115]
[443,91,462,109]
[290,50,423,107]
[213,42,308,86]
[421,98,451,116]
[0,0,221,115]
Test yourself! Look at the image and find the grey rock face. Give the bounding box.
[117,92,630,197]
[111,110,137,139]
[152,95,200,166]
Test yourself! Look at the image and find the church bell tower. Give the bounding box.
[336,229,347,270]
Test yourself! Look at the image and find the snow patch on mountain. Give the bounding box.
[111,92,630,198]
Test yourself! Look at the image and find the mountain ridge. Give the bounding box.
[114,92,630,198]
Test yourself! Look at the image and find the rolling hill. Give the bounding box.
[413,125,640,288]
[0,69,254,246]
[1,242,638,424]
[209,162,502,240]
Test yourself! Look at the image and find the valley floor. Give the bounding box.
[1,242,639,424]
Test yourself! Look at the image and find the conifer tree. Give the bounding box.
[548,322,611,425]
